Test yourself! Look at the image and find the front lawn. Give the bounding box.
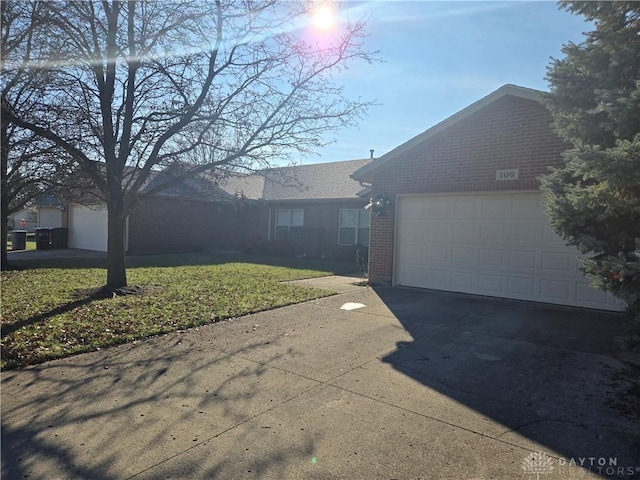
[1,253,344,369]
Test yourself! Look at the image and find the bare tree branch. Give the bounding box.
[5,0,377,286]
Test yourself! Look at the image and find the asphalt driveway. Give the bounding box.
[2,278,639,479]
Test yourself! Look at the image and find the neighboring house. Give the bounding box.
[33,194,65,228]
[8,208,37,232]
[352,84,621,311]
[128,159,371,258]
[7,195,65,232]
[68,159,372,260]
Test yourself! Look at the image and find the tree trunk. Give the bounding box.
[1,199,8,270]
[106,206,127,289]
[1,112,9,270]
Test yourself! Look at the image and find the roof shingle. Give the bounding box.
[220,159,370,201]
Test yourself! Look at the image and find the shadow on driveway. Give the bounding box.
[1,333,319,480]
[375,287,640,478]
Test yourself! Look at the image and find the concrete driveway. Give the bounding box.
[2,278,639,479]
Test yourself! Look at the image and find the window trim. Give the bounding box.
[275,208,304,242]
[338,208,370,246]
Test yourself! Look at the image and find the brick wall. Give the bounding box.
[128,197,256,253]
[368,95,568,284]
[266,199,368,259]
[128,196,369,257]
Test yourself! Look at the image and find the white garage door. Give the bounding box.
[396,192,621,311]
[69,205,108,251]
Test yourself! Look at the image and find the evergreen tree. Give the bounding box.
[541,1,640,348]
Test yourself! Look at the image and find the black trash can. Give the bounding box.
[35,228,52,250]
[50,228,69,249]
[10,230,27,250]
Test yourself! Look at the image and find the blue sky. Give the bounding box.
[304,1,591,163]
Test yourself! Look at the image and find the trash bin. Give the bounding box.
[10,230,27,250]
[35,228,52,250]
[50,228,68,249]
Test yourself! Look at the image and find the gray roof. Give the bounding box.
[144,167,233,202]
[352,84,543,182]
[220,159,371,201]
[32,194,64,207]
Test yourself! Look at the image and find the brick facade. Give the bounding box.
[367,95,568,284]
[128,197,257,253]
[127,196,368,258]
[266,199,368,259]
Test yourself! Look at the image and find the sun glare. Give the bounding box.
[312,5,337,31]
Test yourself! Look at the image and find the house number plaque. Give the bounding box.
[496,169,519,180]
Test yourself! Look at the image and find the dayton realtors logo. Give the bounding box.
[522,451,639,478]
[522,451,554,479]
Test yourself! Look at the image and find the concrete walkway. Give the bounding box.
[2,277,639,479]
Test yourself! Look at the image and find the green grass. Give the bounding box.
[1,253,348,369]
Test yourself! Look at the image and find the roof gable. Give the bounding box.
[352,84,543,182]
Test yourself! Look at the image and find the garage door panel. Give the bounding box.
[426,246,450,264]
[452,247,476,264]
[427,199,452,218]
[509,250,537,268]
[478,248,505,266]
[479,223,505,242]
[481,198,508,218]
[541,279,571,300]
[402,221,426,242]
[399,266,426,286]
[396,193,622,311]
[511,196,545,220]
[541,252,572,272]
[509,223,542,243]
[398,242,424,264]
[425,222,451,242]
[453,223,475,241]
[453,198,478,217]
[452,271,475,289]
[508,276,536,296]
[426,268,450,288]
[478,274,504,293]
[400,197,426,219]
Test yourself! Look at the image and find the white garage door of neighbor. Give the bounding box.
[396,192,621,311]
[69,205,108,252]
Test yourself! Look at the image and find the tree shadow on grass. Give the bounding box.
[1,291,107,339]
[1,332,321,479]
[0,285,151,340]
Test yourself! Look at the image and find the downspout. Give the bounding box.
[353,148,376,279]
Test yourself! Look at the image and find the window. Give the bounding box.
[339,209,370,246]
[275,209,304,243]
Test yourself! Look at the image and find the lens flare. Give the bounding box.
[311,5,336,31]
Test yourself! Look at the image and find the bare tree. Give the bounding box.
[3,0,375,289]
[1,1,73,269]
